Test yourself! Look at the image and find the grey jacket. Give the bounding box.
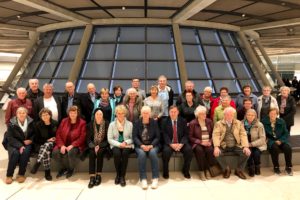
[242,119,267,151]
[107,119,134,149]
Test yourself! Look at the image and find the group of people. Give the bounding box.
[3,76,296,190]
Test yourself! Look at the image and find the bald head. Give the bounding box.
[65,81,75,95]
[87,83,96,95]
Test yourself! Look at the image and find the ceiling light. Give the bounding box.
[242,13,246,18]
[122,6,126,10]
[281,2,286,6]
[17,15,21,19]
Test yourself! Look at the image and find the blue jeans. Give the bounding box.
[7,145,32,177]
[135,146,159,180]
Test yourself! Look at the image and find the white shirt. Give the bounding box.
[44,96,58,121]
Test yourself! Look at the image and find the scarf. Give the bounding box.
[93,120,106,145]
[244,119,254,135]
[18,118,28,137]
[280,96,287,114]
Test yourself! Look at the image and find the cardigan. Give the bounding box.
[107,119,134,149]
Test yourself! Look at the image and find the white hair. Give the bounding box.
[203,86,212,92]
[16,107,28,114]
[194,105,207,117]
[127,87,138,95]
[221,95,231,101]
[224,107,236,115]
[16,87,26,94]
[29,79,38,84]
[246,109,257,118]
[141,105,151,114]
[280,86,290,94]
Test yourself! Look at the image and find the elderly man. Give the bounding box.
[157,75,174,118]
[5,87,33,125]
[176,80,199,106]
[80,83,99,123]
[213,107,250,179]
[26,79,43,105]
[129,78,146,99]
[34,83,61,122]
[61,81,81,119]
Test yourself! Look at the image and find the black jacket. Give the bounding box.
[80,92,99,123]
[133,118,160,147]
[161,116,189,145]
[27,89,44,106]
[61,92,82,119]
[34,95,62,122]
[86,120,109,149]
[276,95,296,127]
[176,89,199,106]
[34,119,58,147]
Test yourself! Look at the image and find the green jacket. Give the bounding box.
[261,117,290,149]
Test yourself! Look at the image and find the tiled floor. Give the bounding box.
[0,106,300,200]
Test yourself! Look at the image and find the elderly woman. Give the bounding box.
[257,86,278,120]
[52,106,86,179]
[200,86,214,119]
[133,106,160,190]
[112,85,125,106]
[123,87,143,123]
[242,109,267,177]
[189,105,218,180]
[262,108,293,175]
[144,85,163,120]
[179,91,200,124]
[108,105,134,187]
[5,107,34,184]
[86,108,109,188]
[31,108,58,181]
[94,88,116,122]
[277,86,296,133]
[235,85,258,112]
[213,95,236,124]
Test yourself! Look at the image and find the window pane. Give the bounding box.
[213,80,240,93]
[38,79,51,90]
[36,62,58,78]
[81,61,113,78]
[23,62,40,78]
[232,63,251,79]
[77,79,109,93]
[87,44,116,60]
[62,45,79,60]
[186,62,209,79]
[41,31,55,46]
[51,79,68,93]
[45,46,64,61]
[53,30,71,45]
[193,80,213,93]
[183,45,204,61]
[114,62,145,78]
[111,80,143,92]
[32,47,47,62]
[147,62,178,79]
[219,32,235,46]
[180,28,198,43]
[203,45,227,61]
[120,27,145,42]
[16,78,29,88]
[147,44,175,60]
[54,62,73,78]
[147,27,172,42]
[208,62,234,78]
[198,29,220,44]
[226,47,243,62]
[92,27,118,43]
[70,29,84,44]
[117,44,145,60]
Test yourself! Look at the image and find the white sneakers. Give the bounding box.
[141,179,159,189]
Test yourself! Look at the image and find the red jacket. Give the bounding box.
[210,97,236,119]
[54,117,86,152]
[5,98,33,125]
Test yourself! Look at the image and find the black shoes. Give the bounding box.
[95,174,101,186]
[88,176,95,188]
[182,170,191,179]
[248,166,255,177]
[45,169,52,181]
[31,162,41,174]
[115,175,120,185]
[223,167,231,179]
[285,167,293,176]
[235,169,247,179]
[120,177,126,187]
[66,169,74,178]
[56,168,68,178]
[255,165,261,175]
[274,167,281,175]
[163,172,169,179]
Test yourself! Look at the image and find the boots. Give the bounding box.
[248,166,255,177]
[95,174,101,186]
[45,169,52,181]
[255,165,261,175]
[31,162,41,174]
[120,176,126,187]
[88,176,96,188]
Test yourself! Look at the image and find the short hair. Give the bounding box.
[242,84,252,91]
[185,80,194,86]
[87,83,95,89]
[269,107,279,115]
[194,105,207,117]
[245,109,257,118]
[263,85,271,90]
[221,95,231,102]
[224,107,236,115]
[100,88,109,95]
[141,105,151,114]
[127,88,138,95]
[16,87,26,94]
[16,107,28,115]
[158,75,167,81]
[115,105,127,115]
[132,78,140,82]
[169,105,179,111]
[43,83,53,90]
[220,87,228,93]
[65,81,74,87]
[149,85,159,93]
[29,79,38,84]
[67,105,80,116]
[243,98,252,104]
[203,86,212,92]
[39,108,52,118]
[185,91,193,96]
[113,85,123,92]
[280,86,290,94]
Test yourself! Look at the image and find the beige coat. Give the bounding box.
[241,120,267,151]
[213,119,248,149]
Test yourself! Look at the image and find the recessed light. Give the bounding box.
[122,6,126,10]
[17,15,21,19]
[281,2,286,6]
[242,13,246,18]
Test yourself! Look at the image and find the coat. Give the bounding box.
[161,116,189,145]
[54,117,86,152]
[33,119,58,150]
[80,92,99,123]
[189,118,214,149]
[257,95,278,120]
[5,98,33,125]
[133,118,160,148]
[107,119,134,149]
[86,120,109,149]
[123,95,143,123]
[276,95,296,127]
[34,95,62,122]
[210,97,236,119]
[61,92,82,119]
[212,119,249,149]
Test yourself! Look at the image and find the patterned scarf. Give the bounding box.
[280,96,287,114]
[93,120,106,145]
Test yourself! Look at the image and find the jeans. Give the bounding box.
[52,147,80,171]
[7,145,32,177]
[216,146,249,171]
[135,146,159,180]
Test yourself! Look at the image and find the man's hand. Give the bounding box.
[243,147,251,157]
[214,146,221,157]
[66,145,73,152]
[19,146,25,154]
[95,145,99,154]
[60,146,66,154]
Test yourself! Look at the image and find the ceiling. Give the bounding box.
[1,0,300,55]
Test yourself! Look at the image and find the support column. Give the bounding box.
[68,24,93,83]
[237,31,271,88]
[255,39,284,87]
[172,23,188,90]
[2,32,39,93]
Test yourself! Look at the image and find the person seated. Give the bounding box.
[52,106,86,179]
[241,109,267,177]
[133,106,160,190]
[5,107,34,184]
[237,98,253,120]
[213,107,251,179]
[261,108,293,175]
[161,105,193,179]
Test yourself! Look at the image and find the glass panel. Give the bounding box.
[147,62,178,79]
[226,47,243,62]
[53,30,71,45]
[92,27,118,43]
[203,45,227,61]
[213,80,240,93]
[114,62,145,78]
[232,63,251,79]
[147,27,172,42]
[77,79,110,93]
[147,44,175,60]
[219,31,235,46]
[208,62,234,78]
[45,46,64,61]
[180,28,198,43]
[193,80,213,93]
[198,29,220,44]
[117,44,145,60]
[62,45,79,60]
[32,47,47,62]
[81,61,113,78]
[239,80,258,92]
[41,31,55,46]
[87,44,116,60]
[54,62,73,78]
[183,45,204,61]
[119,27,145,42]
[51,79,68,93]
[23,62,40,78]
[186,62,209,79]
[16,78,29,89]
[69,29,84,44]
[36,62,58,78]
